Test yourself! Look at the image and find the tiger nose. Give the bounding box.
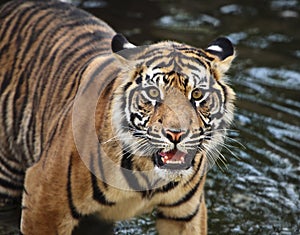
[164,129,186,143]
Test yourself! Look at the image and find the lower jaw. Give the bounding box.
[153,153,195,170]
[153,165,194,184]
[157,162,191,170]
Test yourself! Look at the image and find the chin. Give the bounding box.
[153,165,195,183]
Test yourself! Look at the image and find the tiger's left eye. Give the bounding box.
[147,87,160,99]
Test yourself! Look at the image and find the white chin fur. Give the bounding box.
[154,165,194,182]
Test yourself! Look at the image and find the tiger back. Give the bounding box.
[0,0,115,203]
[0,1,235,234]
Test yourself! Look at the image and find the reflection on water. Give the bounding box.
[0,0,299,234]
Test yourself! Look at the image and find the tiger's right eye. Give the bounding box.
[191,89,203,101]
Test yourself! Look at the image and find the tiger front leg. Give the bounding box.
[20,159,77,235]
[156,194,207,235]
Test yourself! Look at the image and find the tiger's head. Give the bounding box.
[110,35,235,178]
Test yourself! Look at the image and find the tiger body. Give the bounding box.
[0,1,235,234]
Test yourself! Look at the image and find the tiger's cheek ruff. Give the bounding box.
[190,69,235,166]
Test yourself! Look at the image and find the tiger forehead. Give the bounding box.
[132,64,208,91]
[133,66,192,90]
[154,69,188,88]
[128,45,213,91]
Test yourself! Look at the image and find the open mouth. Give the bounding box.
[154,149,194,170]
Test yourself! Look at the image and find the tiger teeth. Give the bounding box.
[160,157,185,164]
[166,160,183,164]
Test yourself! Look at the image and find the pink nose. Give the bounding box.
[165,129,185,143]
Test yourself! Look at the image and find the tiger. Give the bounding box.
[0,0,235,234]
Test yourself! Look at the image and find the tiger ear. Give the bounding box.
[111,34,136,53]
[205,37,235,74]
[111,35,149,66]
[111,33,146,63]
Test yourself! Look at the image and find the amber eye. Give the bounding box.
[147,87,160,99]
[191,89,203,101]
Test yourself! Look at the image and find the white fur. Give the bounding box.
[207,45,223,52]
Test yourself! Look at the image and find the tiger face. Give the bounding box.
[111,36,235,179]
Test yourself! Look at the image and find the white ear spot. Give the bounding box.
[206,45,223,52]
[123,42,136,49]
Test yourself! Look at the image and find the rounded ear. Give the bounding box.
[111,33,147,62]
[205,37,235,74]
[111,33,136,53]
[206,37,234,60]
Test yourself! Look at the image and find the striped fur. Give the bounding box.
[0,1,235,234]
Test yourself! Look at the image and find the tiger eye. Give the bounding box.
[192,89,203,100]
[147,87,160,99]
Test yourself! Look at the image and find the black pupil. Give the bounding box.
[150,88,158,97]
[193,90,202,100]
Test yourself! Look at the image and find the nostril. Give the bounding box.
[164,129,185,143]
[166,133,174,142]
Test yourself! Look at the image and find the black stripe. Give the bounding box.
[63,47,117,95]
[0,167,20,181]
[67,156,82,219]
[0,69,11,94]
[12,71,27,138]
[152,181,179,197]
[0,192,20,204]
[0,178,23,191]
[123,82,133,92]
[89,154,115,206]
[160,181,179,193]
[19,11,56,64]
[152,57,174,70]
[180,47,212,61]
[120,150,142,191]
[90,172,115,206]
[159,180,201,207]
[198,112,211,128]
[184,154,203,187]
[0,156,25,177]
[82,57,115,94]
[144,53,170,68]
[26,112,35,164]
[216,80,227,105]
[157,205,199,222]
[98,73,117,99]
[47,29,110,91]
[42,102,74,161]
[96,144,108,189]
[0,2,18,21]
[5,5,39,43]
[135,166,153,198]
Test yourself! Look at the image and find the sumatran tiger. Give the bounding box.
[0,0,235,234]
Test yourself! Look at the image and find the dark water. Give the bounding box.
[1,0,300,234]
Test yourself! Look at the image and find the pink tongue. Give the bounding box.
[159,150,186,163]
